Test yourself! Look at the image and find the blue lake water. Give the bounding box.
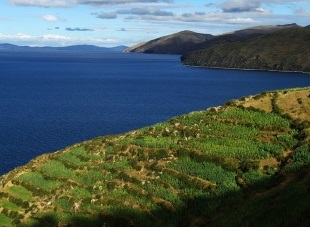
[0,51,309,175]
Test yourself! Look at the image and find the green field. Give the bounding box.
[0,87,309,226]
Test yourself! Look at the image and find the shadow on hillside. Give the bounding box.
[28,169,310,227]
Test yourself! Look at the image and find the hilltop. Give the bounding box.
[0,87,309,226]
[124,30,213,55]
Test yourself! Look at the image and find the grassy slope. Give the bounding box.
[182,27,310,73]
[0,87,309,226]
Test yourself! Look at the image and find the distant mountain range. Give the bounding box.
[125,23,310,73]
[0,43,128,52]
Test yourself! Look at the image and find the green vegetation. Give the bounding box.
[0,87,309,226]
[0,213,12,227]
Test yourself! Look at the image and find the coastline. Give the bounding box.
[183,63,310,75]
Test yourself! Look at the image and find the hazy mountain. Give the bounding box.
[125,30,214,55]
[182,27,310,73]
[0,44,128,52]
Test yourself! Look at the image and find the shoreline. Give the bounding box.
[183,63,310,75]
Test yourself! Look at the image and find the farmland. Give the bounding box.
[0,87,309,226]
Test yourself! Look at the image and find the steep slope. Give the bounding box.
[124,30,213,55]
[0,87,309,226]
[182,27,310,73]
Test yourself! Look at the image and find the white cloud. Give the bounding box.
[42,14,66,22]
[295,9,310,16]
[0,32,119,47]
[219,0,309,13]
[74,0,173,6]
[9,0,176,8]
[227,18,256,24]
[9,0,72,7]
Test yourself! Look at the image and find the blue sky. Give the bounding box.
[0,0,309,47]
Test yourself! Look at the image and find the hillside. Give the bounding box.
[182,27,310,73]
[0,87,309,226]
[124,24,300,55]
[187,23,301,53]
[124,30,213,55]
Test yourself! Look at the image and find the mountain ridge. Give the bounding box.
[0,43,128,52]
[125,23,310,73]
[182,27,310,73]
[125,30,213,54]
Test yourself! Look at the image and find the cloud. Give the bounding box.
[117,8,174,16]
[295,9,310,16]
[205,3,215,7]
[227,17,256,24]
[66,27,94,31]
[42,14,66,22]
[9,0,72,7]
[0,32,118,47]
[95,12,118,19]
[0,17,13,21]
[47,27,60,30]
[219,0,308,13]
[74,0,173,6]
[220,0,262,13]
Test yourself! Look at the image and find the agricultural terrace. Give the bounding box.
[0,87,309,226]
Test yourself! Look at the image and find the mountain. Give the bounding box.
[124,30,214,55]
[0,44,128,52]
[0,87,309,226]
[187,23,301,53]
[225,23,301,37]
[182,27,310,73]
[125,24,300,55]
[0,43,32,50]
[109,45,129,52]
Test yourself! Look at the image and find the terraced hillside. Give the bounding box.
[0,87,309,226]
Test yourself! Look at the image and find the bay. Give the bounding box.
[0,51,309,175]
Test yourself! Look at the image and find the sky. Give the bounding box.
[0,0,309,47]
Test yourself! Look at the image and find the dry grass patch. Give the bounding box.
[277,90,310,121]
[237,94,273,112]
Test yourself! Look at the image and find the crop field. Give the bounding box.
[0,87,309,226]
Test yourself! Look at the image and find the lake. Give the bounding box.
[0,51,309,175]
